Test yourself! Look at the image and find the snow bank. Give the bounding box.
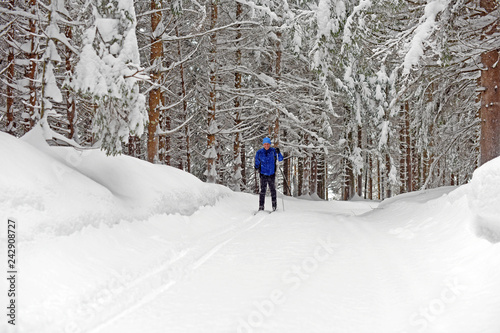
[0,127,230,240]
[467,157,500,243]
[3,126,500,333]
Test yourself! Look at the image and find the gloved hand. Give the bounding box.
[255,165,261,172]
[275,147,280,155]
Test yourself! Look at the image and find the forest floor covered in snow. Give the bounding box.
[1,128,500,333]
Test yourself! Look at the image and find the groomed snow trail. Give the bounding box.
[4,130,500,333]
[82,189,500,333]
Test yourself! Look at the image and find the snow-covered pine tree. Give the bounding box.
[73,0,146,155]
[40,0,65,125]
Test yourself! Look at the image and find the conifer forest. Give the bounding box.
[1,0,499,200]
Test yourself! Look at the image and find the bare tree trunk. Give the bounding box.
[368,150,373,200]
[158,114,171,165]
[322,154,328,199]
[385,152,392,198]
[479,0,500,164]
[310,153,318,197]
[25,0,38,132]
[128,135,141,157]
[363,153,368,199]
[479,48,500,164]
[175,24,190,172]
[298,155,304,197]
[283,130,291,196]
[303,154,311,196]
[303,135,311,196]
[342,129,354,201]
[206,0,218,183]
[422,150,428,186]
[399,111,406,194]
[147,0,164,163]
[317,153,325,199]
[404,102,413,191]
[413,136,420,190]
[356,125,362,197]
[348,155,355,199]
[233,1,243,191]
[65,26,76,140]
[342,156,350,200]
[241,142,247,187]
[6,0,15,134]
[273,31,282,145]
[377,157,382,200]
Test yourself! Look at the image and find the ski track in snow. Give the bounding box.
[87,211,271,333]
[5,130,500,333]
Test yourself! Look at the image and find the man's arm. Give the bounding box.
[275,148,284,162]
[254,151,261,170]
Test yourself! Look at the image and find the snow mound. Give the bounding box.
[468,157,500,243]
[0,127,230,240]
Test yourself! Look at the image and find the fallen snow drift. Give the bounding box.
[467,157,500,243]
[1,129,500,333]
[0,127,230,240]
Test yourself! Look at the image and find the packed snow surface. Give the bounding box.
[1,129,499,333]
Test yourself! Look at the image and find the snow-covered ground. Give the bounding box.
[1,128,500,333]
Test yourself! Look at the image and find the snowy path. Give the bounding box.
[86,208,272,333]
[4,129,500,333]
[52,189,499,333]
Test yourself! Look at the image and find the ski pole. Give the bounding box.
[278,164,292,195]
[278,164,291,211]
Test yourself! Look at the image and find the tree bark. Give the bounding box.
[342,129,354,200]
[147,0,163,163]
[298,155,304,197]
[368,150,373,200]
[311,153,318,197]
[6,0,15,134]
[241,141,247,187]
[385,152,392,198]
[480,49,500,164]
[399,110,406,194]
[65,26,76,140]
[206,0,218,183]
[479,0,500,165]
[273,31,282,146]
[404,101,413,191]
[233,1,243,191]
[283,130,291,196]
[175,24,190,172]
[356,125,362,197]
[377,157,382,200]
[25,0,38,132]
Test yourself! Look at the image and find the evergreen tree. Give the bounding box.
[73,0,147,155]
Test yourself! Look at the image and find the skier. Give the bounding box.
[255,137,284,211]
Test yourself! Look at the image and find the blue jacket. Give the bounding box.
[255,147,283,176]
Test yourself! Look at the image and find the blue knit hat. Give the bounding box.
[263,137,272,144]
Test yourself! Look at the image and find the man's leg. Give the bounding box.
[259,174,267,210]
[270,174,277,210]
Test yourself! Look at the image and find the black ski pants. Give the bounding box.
[259,174,277,210]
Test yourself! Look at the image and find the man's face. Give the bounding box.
[263,143,271,150]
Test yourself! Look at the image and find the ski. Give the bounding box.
[253,209,277,215]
